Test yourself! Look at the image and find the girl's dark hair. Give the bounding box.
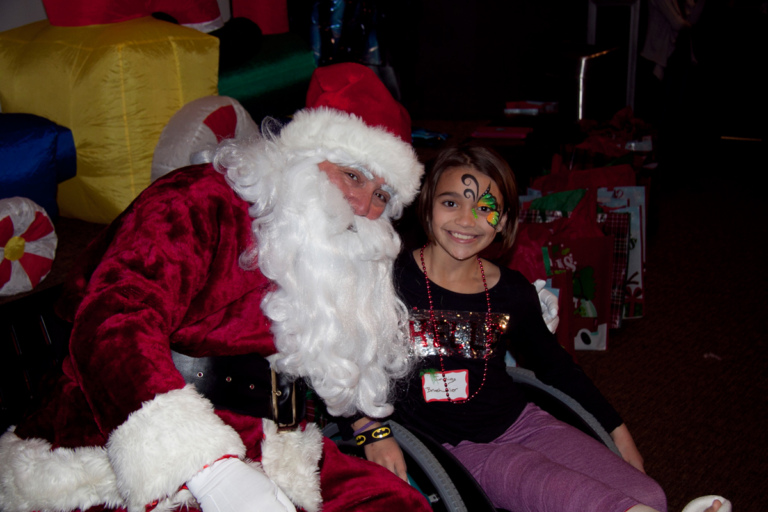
[417,145,520,252]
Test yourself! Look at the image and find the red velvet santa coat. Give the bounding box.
[0,165,428,512]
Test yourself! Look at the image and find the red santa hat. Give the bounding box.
[277,63,423,218]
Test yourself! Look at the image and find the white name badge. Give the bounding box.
[422,370,469,402]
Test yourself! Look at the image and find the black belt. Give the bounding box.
[171,350,307,430]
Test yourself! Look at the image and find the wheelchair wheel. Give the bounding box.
[324,421,476,512]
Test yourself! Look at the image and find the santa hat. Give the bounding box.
[277,63,423,218]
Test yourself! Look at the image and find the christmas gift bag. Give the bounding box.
[596,211,630,328]
[518,190,629,329]
[508,190,614,350]
[598,186,647,319]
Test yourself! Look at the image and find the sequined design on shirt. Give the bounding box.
[409,309,510,359]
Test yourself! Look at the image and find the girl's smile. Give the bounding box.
[449,231,478,241]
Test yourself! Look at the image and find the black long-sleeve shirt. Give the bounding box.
[393,251,622,446]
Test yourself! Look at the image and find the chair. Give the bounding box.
[326,366,619,511]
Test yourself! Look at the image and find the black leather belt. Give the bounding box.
[171,350,307,430]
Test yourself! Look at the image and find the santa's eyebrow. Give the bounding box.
[350,164,374,181]
[380,184,395,197]
[351,164,394,197]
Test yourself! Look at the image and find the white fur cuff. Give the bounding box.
[261,419,323,512]
[0,427,124,512]
[107,385,246,512]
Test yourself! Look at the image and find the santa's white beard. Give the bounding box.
[225,148,411,419]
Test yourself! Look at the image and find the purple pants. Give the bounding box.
[444,404,667,512]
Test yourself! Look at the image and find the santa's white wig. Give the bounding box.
[214,108,421,418]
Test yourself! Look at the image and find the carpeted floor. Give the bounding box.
[575,139,767,511]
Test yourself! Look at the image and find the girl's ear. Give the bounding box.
[495,212,509,233]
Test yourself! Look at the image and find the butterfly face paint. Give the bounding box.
[477,185,500,227]
[461,174,501,228]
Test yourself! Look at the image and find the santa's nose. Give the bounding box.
[348,191,373,217]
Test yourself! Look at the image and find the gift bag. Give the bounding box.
[508,189,614,351]
[597,186,647,319]
[518,190,629,329]
[596,211,630,328]
[544,236,613,350]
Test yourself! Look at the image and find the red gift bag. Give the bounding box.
[507,190,614,350]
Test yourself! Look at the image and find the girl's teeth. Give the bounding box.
[452,232,474,240]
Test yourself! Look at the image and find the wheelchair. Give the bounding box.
[325,367,620,512]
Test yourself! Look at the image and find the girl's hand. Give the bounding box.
[610,423,646,474]
[351,417,408,481]
[363,437,408,481]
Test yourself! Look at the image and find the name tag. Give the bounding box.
[422,370,469,402]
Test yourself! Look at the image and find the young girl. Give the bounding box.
[354,146,727,512]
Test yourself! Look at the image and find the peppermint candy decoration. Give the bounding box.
[0,197,57,296]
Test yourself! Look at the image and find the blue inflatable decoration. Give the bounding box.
[0,113,76,219]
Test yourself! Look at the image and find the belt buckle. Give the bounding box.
[271,369,299,432]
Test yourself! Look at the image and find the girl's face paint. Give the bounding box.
[475,185,500,228]
[461,175,500,228]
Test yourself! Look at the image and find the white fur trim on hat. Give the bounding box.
[278,107,424,219]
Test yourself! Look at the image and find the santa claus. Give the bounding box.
[0,63,429,512]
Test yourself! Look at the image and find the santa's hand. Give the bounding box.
[186,457,296,512]
[534,279,560,333]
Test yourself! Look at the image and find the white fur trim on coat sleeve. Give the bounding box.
[260,419,323,512]
[0,427,124,512]
[107,385,246,512]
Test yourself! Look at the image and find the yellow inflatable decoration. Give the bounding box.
[0,17,219,224]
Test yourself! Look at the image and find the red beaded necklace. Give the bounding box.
[419,244,493,403]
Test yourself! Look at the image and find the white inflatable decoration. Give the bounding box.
[151,96,260,182]
[0,197,58,296]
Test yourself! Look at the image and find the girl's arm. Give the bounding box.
[610,423,646,473]
[352,417,408,481]
[511,275,624,434]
